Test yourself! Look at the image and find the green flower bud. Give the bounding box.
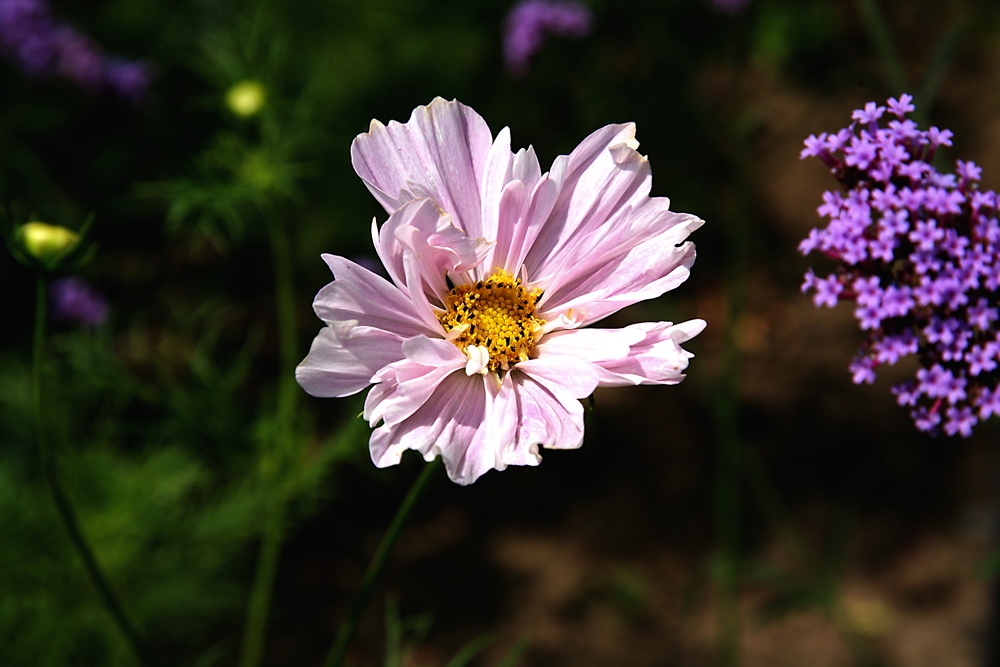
[17,222,80,265]
[225,80,266,118]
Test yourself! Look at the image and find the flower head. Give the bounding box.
[17,221,78,264]
[298,98,704,484]
[503,0,592,76]
[799,95,1000,437]
[225,79,266,118]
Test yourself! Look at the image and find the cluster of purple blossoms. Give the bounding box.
[709,0,751,15]
[50,276,108,327]
[503,0,591,76]
[800,94,1000,437]
[0,0,151,103]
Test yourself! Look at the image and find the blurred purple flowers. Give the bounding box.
[709,0,751,14]
[50,276,108,327]
[799,94,1000,437]
[503,0,591,76]
[0,0,151,102]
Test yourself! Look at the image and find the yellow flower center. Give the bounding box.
[438,268,545,372]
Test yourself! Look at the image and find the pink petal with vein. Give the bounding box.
[369,371,497,485]
[595,320,706,386]
[500,369,587,453]
[314,254,432,337]
[296,323,406,398]
[365,338,466,428]
[376,198,491,301]
[351,98,495,237]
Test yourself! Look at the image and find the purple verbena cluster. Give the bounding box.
[0,0,151,103]
[709,0,751,15]
[799,94,1000,437]
[503,0,591,76]
[50,276,108,327]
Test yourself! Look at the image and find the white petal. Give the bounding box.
[465,345,491,376]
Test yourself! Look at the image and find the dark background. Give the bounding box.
[2,0,999,665]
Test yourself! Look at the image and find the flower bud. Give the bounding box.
[225,80,266,118]
[17,222,80,265]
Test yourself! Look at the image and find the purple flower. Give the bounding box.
[799,95,1000,436]
[850,355,876,384]
[50,276,108,327]
[944,406,976,437]
[887,94,915,118]
[0,0,151,102]
[503,0,591,76]
[852,102,886,126]
[977,386,1000,419]
[812,274,842,307]
[297,98,704,484]
[103,58,152,104]
[709,0,752,14]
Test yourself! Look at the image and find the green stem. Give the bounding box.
[268,217,299,426]
[32,275,150,666]
[743,446,810,571]
[714,202,747,667]
[715,378,740,667]
[239,502,286,667]
[324,460,441,667]
[854,0,910,96]
[239,216,300,667]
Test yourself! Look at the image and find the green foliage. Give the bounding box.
[379,596,529,667]
[0,308,365,665]
[0,0,994,663]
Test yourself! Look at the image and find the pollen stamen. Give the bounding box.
[438,268,545,372]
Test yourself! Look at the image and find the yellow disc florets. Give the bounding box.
[438,268,545,372]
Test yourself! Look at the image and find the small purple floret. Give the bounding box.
[799,95,1000,437]
[503,0,591,76]
[50,276,108,327]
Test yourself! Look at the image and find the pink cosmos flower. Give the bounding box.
[297,98,705,485]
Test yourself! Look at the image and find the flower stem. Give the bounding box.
[714,204,748,667]
[854,0,910,96]
[32,275,150,667]
[239,216,300,667]
[239,502,286,667]
[715,382,741,667]
[983,445,1000,667]
[324,460,441,667]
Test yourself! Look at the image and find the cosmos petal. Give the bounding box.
[593,320,706,386]
[351,97,494,237]
[369,371,497,485]
[314,255,434,337]
[295,323,405,398]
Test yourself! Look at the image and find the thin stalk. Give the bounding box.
[239,216,300,667]
[714,202,748,667]
[915,18,968,122]
[854,0,910,96]
[743,446,810,570]
[984,428,1000,667]
[268,217,299,427]
[324,460,441,667]
[32,275,149,666]
[239,501,286,667]
[714,368,741,667]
